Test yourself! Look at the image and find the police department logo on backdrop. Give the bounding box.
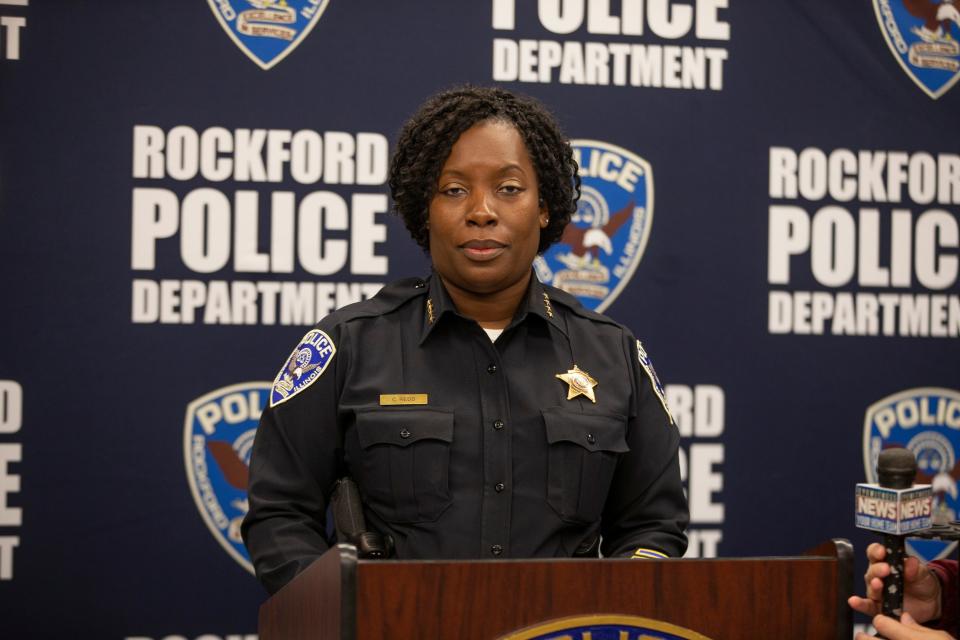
[863,387,960,563]
[500,614,712,640]
[184,382,270,573]
[208,0,330,70]
[873,0,960,98]
[534,140,654,313]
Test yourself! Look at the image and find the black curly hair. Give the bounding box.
[389,86,580,254]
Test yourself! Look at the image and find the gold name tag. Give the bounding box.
[379,393,428,406]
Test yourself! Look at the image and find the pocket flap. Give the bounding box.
[541,407,629,453]
[355,408,454,449]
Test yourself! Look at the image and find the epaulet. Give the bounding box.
[543,283,622,328]
[321,277,428,327]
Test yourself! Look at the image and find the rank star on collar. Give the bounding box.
[555,365,598,403]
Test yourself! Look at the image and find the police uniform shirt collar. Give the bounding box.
[419,273,457,345]
[419,272,566,345]
[518,274,567,336]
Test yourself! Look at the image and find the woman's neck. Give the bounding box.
[438,272,531,330]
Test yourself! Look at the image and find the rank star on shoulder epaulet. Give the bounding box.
[556,365,598,403]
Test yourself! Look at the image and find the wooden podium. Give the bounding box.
[259,539,853,639]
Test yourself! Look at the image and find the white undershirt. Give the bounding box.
[483,327,504,342]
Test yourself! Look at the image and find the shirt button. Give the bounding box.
[400,428,411,439]
[493,419,504,430]
[487,364,497,374]
[491,544,503,556]
[586,433,596,444]
[495,482,505,493]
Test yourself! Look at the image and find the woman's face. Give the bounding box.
[428,119,548,296]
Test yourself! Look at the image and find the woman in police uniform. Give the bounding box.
[242,86,688,595]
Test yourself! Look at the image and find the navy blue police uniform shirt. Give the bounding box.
[242,273,689,594]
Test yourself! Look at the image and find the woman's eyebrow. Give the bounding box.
[439,163,529,177]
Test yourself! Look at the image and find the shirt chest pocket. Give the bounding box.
[542,407,629,524]
[354,408,454,524]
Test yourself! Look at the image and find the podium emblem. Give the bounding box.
[184,382,271,574]
[499,614,713,640]
[534,140,654,314]
[863,387,960,564]
[208,0,331,70]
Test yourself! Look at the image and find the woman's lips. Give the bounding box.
[460,239,507,261]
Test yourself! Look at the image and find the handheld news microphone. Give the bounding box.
[878,449,917,620]
[855,448,932,623]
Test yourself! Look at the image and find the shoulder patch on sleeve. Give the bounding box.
[636,340,674,425]
[270,329,336,408]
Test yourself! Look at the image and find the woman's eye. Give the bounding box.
[442,186,466,196]
[500,184,524,194]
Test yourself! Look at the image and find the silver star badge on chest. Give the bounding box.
[555,365,598,403]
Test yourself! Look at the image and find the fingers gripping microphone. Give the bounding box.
[855,448,932,622]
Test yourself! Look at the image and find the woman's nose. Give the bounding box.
[465,191,497,226]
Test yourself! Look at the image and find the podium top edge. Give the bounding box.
[354,555,843,565]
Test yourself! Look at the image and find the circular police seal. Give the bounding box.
[863,387,960,562]
[534,139,654,313]
[184,381,272,574]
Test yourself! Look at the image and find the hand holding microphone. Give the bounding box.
[848,542,941,623]
[851,447,942,638]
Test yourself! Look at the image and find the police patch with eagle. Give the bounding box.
[271,329,336,407]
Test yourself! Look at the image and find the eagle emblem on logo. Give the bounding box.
[184,382,272,573]
[535,139,654,313]
[873,0,960,98]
